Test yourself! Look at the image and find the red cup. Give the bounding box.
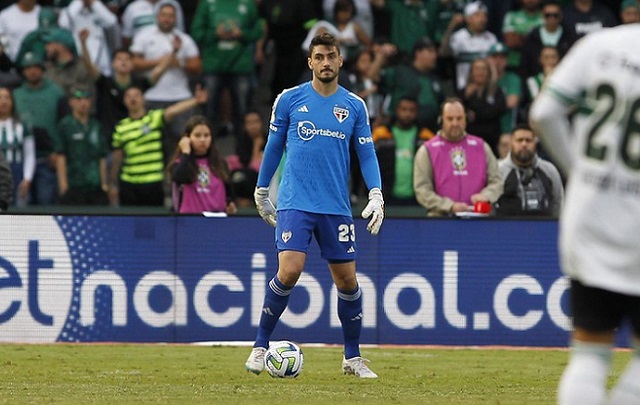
[473,201,491,214]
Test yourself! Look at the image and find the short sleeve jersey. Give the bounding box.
[268,82,378,215]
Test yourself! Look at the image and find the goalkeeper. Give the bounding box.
[246,33,383,379]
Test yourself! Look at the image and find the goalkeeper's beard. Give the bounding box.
[317,70,338,83]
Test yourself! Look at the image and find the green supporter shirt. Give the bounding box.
[384,0,432,54]
[13,79,65,159]
[54,115,107,189]
[502,10,543,67]
[190,0,264,74]
[497,71,522,134]
[391,126,418,199]
[381,65,445,132]
[112,109,165,185]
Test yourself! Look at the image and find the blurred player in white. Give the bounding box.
[530,24,640,405]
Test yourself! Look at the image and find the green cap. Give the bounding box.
[38,7,58,29]
[488,42,508,55]
[19,51,45,69]
[43,28,76,52]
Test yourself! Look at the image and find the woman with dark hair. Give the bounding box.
[167,114,236,214]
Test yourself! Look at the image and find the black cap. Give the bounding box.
[412,37,435,56]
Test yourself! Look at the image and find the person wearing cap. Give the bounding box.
[13,50,66,205]
[501,0,543,70]
[43,27,95,99]
[0,0,41,62]
[14,7,58,72]
[54,86,109,206]
[373,37,445,133]
[620,0,640,24]
[441,0,497,90]
[519,0,574,80]
[487,42,522,138]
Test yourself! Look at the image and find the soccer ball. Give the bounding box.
[264,340,304,378]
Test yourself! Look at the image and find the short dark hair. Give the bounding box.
[309,32,340,57]
[112,47,132,60]
[511,123,534,134]
[397,95,419,107]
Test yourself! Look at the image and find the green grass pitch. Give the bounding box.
[0,344,632,404]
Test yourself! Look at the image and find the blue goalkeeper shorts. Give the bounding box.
[275,209,357,261]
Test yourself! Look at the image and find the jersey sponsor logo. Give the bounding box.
[269,124,278,133]
[297,121,346,141]
[297,105,309,113]
[281,230,292,243]
[333,106,349,123]
[358,137,373,145]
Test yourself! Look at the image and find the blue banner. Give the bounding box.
[0,215,573,346]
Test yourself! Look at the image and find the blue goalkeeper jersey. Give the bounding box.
[257,81,382,216]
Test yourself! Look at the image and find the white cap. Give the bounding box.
[464,1,487,17]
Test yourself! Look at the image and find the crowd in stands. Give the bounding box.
[0,0,636,217]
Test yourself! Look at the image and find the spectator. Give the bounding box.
[13,50,66,206]
[347,48,384,125]
[0,0,40,62]
[190,0,263,142]
[496,124,563,217]
[519,0,574,80]
[523,45,560,117]
[58,0,119,78]
[441,1,498,90]
[258,0,322,99]
[78,29,174,141]
[428,0,465,47]
[43,27,93,97]
[413,97,503,216]
[109,84,207,207]
[501,0,543,69]
[488,42,522,138]
[130,1,201,159]
[0,149,11,210]
[304,0,371,67]
[225,110,266,208]
[167,115,237,215]
[370,0,432,60]
[620,0,640,24]
[323,0,374,38]
[375,37,445,133]
[458,57,507,155]
[121,0,185,48]
[14,7,57,87]
[0,86,34,206]
[373,95,433,205]
[54,85,109,206]
[562,0,616,40]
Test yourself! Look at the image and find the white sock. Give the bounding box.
[557,341,612,405]
[609,339,640,405]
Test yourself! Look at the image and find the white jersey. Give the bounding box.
[530,24,640,295]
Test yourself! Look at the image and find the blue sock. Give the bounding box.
[254,276,293,348]
[338,285,362,359]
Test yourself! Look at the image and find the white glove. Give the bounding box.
[254,187,277,227]
[361,188,384,235]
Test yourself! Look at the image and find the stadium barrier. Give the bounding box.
[0,214,578,346]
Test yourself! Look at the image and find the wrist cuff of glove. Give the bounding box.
[368,187,383,200]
